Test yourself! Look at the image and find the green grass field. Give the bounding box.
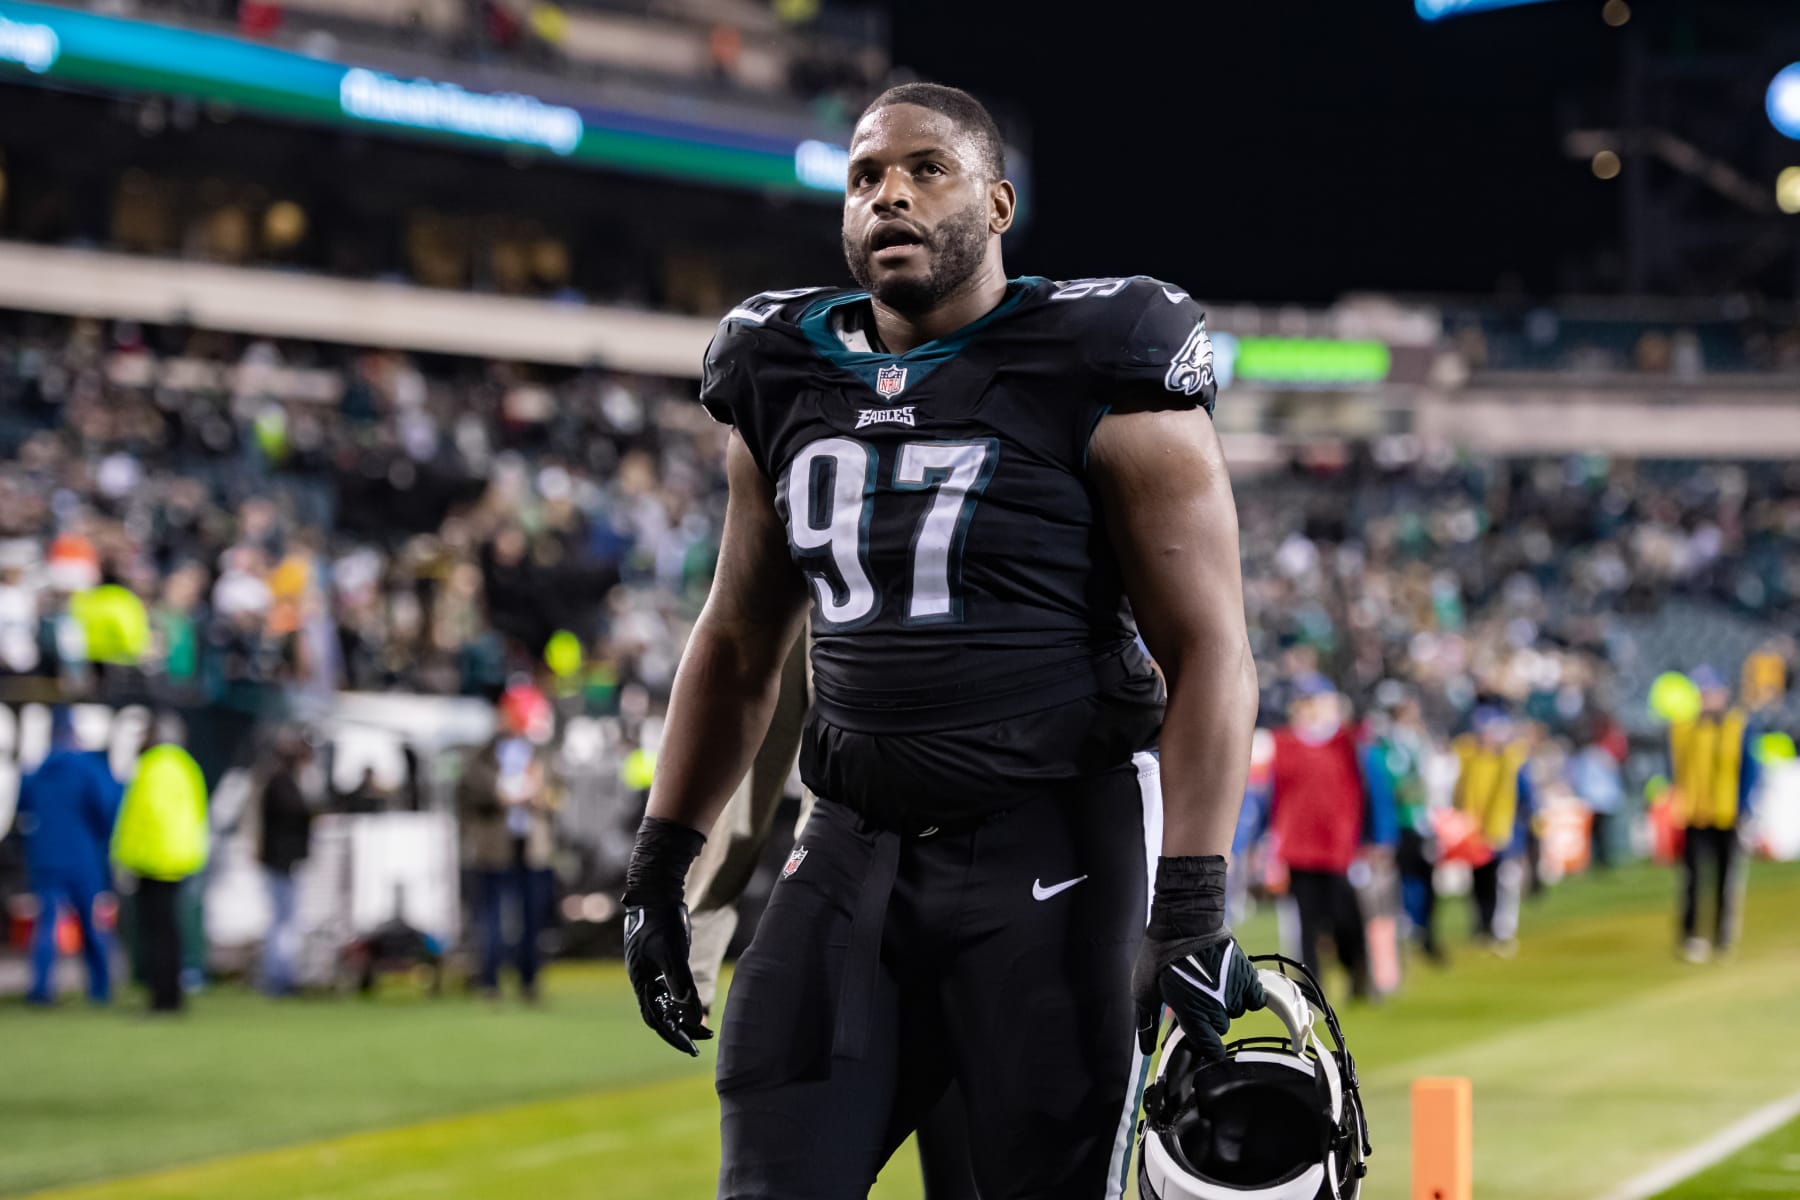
[6,860,1798,1200]
[1658,1115,1800,1199]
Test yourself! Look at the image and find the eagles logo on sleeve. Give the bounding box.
[1164,319,1216,398]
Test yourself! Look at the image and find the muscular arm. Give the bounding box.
[645,430,809,835]
[1090,407,1258,859]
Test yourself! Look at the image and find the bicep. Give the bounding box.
[1088,407,1247,668]
[700,431,809,643]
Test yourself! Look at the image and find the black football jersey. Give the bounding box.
[700,274,1217,740]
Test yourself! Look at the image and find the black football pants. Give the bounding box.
[714,757,1160,1200]
[1680,826,1742,948]
[1287,868,1369,993]
[136,877,185,1012]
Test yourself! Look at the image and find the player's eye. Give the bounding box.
[917,162,945,178]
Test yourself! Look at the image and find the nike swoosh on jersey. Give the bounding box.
[1162,287,1189,304]
[1032,875,1089,901]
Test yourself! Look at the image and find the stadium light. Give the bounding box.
[1415,0,1560,22]
[0,11,56,71]
[1591,150,1621,180]
[264,201,307,248]
[1778,167,1800,216]
[1770,64,1800,140]
[794,140,850,193]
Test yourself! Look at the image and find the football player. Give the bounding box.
[622,82,1263,1198]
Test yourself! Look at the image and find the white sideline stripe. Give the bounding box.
[502,1130,627,1170]
[1592,1087,1800,1200]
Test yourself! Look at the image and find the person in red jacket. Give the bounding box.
[1267,674,1376,998]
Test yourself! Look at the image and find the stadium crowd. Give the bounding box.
[2,310,1794,1000]
[8,314,1800,710]
[0,311,720,715]
[119,0,891,116]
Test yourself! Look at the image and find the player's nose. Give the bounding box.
[869,166,913,212]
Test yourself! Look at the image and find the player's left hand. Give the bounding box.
[1132,933,1266,1061]
[1131,854,1266,1061]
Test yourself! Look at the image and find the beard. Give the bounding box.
[843,199,990,315]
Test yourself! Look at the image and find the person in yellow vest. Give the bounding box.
[111,714,209,1012]
[1739,641,1787,713]
[1668,666,1757,964]
[1451,706,1535,954]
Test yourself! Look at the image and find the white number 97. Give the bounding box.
[781,437,997,627]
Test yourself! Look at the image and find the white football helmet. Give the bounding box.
[1137,955,1370,1200]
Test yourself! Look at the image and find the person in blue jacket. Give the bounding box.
[15,707,122,1004]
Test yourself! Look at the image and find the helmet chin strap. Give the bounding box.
[1257,970,1315,1054]
[1256,968,1343,1121]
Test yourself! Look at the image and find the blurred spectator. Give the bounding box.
[1226,729,1274,928]
[257,728,315,996]
[1565,714,1625,870]
[16,707,122,1005]
[236,0,284,38]
[1370,689,1442,962]
[1668,666,1756,964]
[154,563,208,688]
[1739,638,1789,712]
[1267,675,1381,998]
[708,23,743,84]
[1451,706,1535,952]
[457,683,559,1002]
[111,714,210,1013]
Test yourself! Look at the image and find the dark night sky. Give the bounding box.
[877,0,1793,303]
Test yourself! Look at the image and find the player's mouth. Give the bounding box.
[868,223,928,266]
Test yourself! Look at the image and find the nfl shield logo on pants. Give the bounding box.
[781,845,808,879]
[876,363,908,397]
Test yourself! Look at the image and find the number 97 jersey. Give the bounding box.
[700,274,1217,743]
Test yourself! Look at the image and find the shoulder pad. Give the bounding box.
[1055,276,1216,414]
[719,286,841,332]
[700,287,837,426]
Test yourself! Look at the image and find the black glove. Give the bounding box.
[1131,854,1267,1061]
[621,816,712,1057]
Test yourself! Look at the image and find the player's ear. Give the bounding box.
[989,178,1017,235]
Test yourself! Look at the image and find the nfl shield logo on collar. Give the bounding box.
[876,363,908,397]
[781,845,808,879]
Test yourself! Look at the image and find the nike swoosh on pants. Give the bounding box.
[1032,875,1089,901]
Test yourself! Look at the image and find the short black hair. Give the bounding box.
[860,82,1006,182]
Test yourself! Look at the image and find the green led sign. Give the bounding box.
[1232,337,1391,385]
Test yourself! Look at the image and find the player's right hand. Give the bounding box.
[622,899,712,1056]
